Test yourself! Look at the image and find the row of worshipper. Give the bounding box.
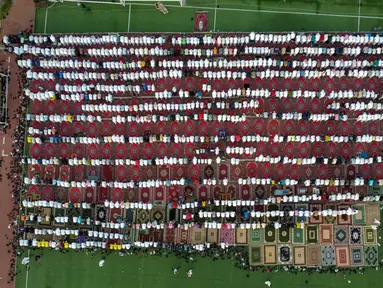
[194,207,358,220]
[79,100,259,114]
[24,173,383,188]
[20,239,109,249]
[87,231,125,240]
[12,32,383,48]
[252,156,383,165]
[15,32,383,47]
[331,101,383,111]
[34,228,79,236]
[22,200,91,209]
[26,113,248,124]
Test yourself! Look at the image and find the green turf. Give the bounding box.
[34,0,383,33]
[13,248,382,288]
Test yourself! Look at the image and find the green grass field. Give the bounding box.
[14,247,383,288]
[34,0,383,34]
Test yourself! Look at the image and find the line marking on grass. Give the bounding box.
[44,2,56,33]
[213,0,217,32]
[25,249,31,288]
[54,0,383,20]
[357,0,361,32]
[128,3,131,32]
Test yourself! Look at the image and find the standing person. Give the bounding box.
[265,280,272,287]
[187,269,193,278]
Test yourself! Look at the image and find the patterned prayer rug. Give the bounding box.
[278,245,292,265]
[267,204,280,222]
[265,226,276,243]
[220,227,234,244]
[350,246,364,266]
[236,228,248,244]
[164,228,175,243]
[293,246,306,266]
[296,204,308,223]
[207,228,218,243]
[363,226,377,245]
[306,225,319,244]
[320,224,333,244]
[136,209,150,224]
[364,246,379,266]
[190,227,206,244]
[280,204,295,224]
[352,204,366,225]
[365,204,380,225]
[307,245,321,266]
[324,204,337,224]
[249,228,263,244]
[150,206,165,223]
[337,205,352,225]
[292,227,305,244]
[264,245,277,265]
[321,245,336,266]
[249,246,263,265]
[194,11,209,32]
[335,246,351,267]
[334,225,349,245]
[278,227,291,243]
[125,208,135,224]
[175,227,190,244]
[349,226,363,245]
[309,204,323,224]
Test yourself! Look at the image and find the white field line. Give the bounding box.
[44,2,57,33]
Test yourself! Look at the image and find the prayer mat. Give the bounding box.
[140,187,151,203]
[84,187,94,203]
[350,246,364,266]
[352,204,366,225]
[220,227,234,244]
[110,208,123,223]
[125,209,135,224]
[190,227,206,244]
[293,246,306,266]
[194,11,208,32]
[349,226,363,245]
[364,246,379,266]
[125,188,138,202]
[278,245,292,265]
[236,228,248,244]
[321,245,336,266]
[280,204,294,224]
[309,204,323,224]
[320,224,333,244]
[264,245,277,265]
[296,204,308,223]
[365,204,380,225]
[363,226,377,245]
[278,227,291,243]
[218,164,229,180]
[292,227,305,244]
[153,187,165,204]
[98,187,108,203]
[334,225,349,245]
[175,227,190,244]
[150,206,165,223]
[323,204,337,224]
[265,226,276,243]
[306,225,319,244]
[267,204,280,222]
[165,228,175,243]
[248,228,263,244]
[306,245,321,266]
[249,245,263,265]
[207,228,218,243]
[337,205,352,225]
[136,209,150,224]
[96,206,107,222]
[335,246,351,267]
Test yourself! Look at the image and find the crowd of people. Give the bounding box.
[3,30,31,284]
